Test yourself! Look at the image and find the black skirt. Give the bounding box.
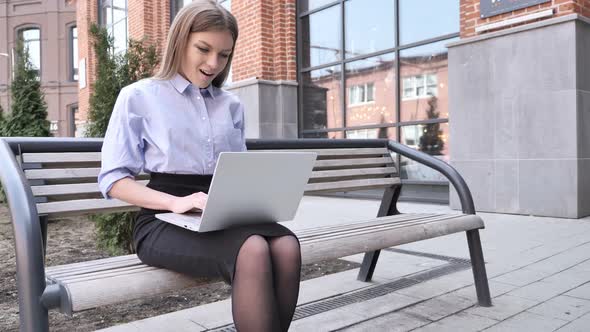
[134,172,297,284]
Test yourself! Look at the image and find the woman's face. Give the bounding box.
[179,30,234,88]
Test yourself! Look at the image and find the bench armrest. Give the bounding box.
[387,140,475,214]
[0,139,47,314]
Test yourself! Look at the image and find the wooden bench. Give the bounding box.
[0,137,491,332]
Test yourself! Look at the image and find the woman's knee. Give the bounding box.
[270,236,301,261]
[238,235,271,260]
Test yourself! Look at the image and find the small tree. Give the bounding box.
[0,104,6,137]
[86,23,159,255]
[419,96,444,155]
[4,40,50,137]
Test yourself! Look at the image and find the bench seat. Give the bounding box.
[45,213,483,315]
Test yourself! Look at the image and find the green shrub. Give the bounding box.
[86,23,159,255]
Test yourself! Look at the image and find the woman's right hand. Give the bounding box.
[169,192,208,213]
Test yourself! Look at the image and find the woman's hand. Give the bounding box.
[169,192,208,213]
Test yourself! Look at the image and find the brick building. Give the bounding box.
[0,0,78,137]
[2,0,585,217]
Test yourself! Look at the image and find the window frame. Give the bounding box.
[15,25,42,78]
[67,23,78,82]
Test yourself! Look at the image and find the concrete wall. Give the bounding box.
[448,14,590,218]
[227,79,298,139]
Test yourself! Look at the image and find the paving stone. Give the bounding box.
[565,282,590,300]
[527,295,590,322]
[491,267,552,287]
[485,311,569,332]
[411,311,497,332]
[341,311,430,332]
[555,312,590,332]
[465,294,539,321]
[396,270,475,300]
[453,280,518,302]
[401,292,476,321]
[508,269,590,302]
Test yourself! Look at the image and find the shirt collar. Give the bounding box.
[170,73,216,99]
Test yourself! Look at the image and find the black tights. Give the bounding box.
[232,235,302,332]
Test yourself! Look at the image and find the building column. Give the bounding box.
[449,1,590,218]
[228,0,298,138]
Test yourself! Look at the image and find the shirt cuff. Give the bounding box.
[99,170,135,200]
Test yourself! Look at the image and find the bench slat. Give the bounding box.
[31,180,149,197]
[25,168,101,180]
[37,199,138,217]
[23,148,389,164]
[310,167,397,180]
[314,157,394,169]
[305,178,400,193]
[45,213,483,314]
[22,152,102,163]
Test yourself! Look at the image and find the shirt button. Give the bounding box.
[207,138,211,142]
[197,96,201,100]
[202,117,206,121]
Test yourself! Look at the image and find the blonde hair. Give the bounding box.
[154,0,238,87]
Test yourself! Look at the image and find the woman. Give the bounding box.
[97,1,301,331]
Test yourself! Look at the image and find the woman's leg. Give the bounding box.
[268,235,302,331]
[232,235,281,332]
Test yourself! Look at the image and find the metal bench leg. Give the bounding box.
[357,250,381,282]
[357,185,400,282]
[466,229,492,307]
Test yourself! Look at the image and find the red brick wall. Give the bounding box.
[76,0,98,124]
[461,0,590,38]
[76,0,296,119]
[232,0,296,81]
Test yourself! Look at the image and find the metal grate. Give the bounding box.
[210,250,471,331]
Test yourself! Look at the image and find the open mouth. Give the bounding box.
[200,69,214,77]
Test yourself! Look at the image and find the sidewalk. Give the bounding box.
[98,196,590,332]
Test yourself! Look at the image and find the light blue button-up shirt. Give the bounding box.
[98,73,247,199]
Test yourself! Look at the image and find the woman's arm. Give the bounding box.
[108,177,208,213]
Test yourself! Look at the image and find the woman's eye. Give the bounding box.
[198,47,209,53]
[220,54,230,59]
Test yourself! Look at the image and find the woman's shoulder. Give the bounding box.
[211,86,242,105]
[122,78,166,97]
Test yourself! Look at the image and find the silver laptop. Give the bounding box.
[155,151,317,232]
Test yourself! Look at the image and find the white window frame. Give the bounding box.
[348,82,375,106]
[402,73,438,100]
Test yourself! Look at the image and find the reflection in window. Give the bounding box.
[299,0,337,12]
[346,128,379,139]
[100,0,128,54]
[345,53,396,127]
[399,0,459,45]
[345,0,395,58]
[402,74,437,100]
[70,26,78,81]
[301,5,341,68]
[400,123,449,180]
[348,83,374,105]
[18,28,41,77]
[301,65,342,134]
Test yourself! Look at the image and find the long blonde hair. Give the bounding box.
[154,0,238,87]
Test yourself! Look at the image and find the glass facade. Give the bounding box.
[298,0,459,181]
[100,0,128,54]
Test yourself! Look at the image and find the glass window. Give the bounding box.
[345,0,395,58]
[18,28,41,77]
[400,122,449,180]
[299,0,337,13]
[70,26,78,81]
[345,53,396,127]
[400,39,455,122]
[399,0,459,45]
[301,5,341,68]
[301,65,342,131]
[100,0,128,54]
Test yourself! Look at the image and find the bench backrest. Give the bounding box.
[22,147,399,220]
